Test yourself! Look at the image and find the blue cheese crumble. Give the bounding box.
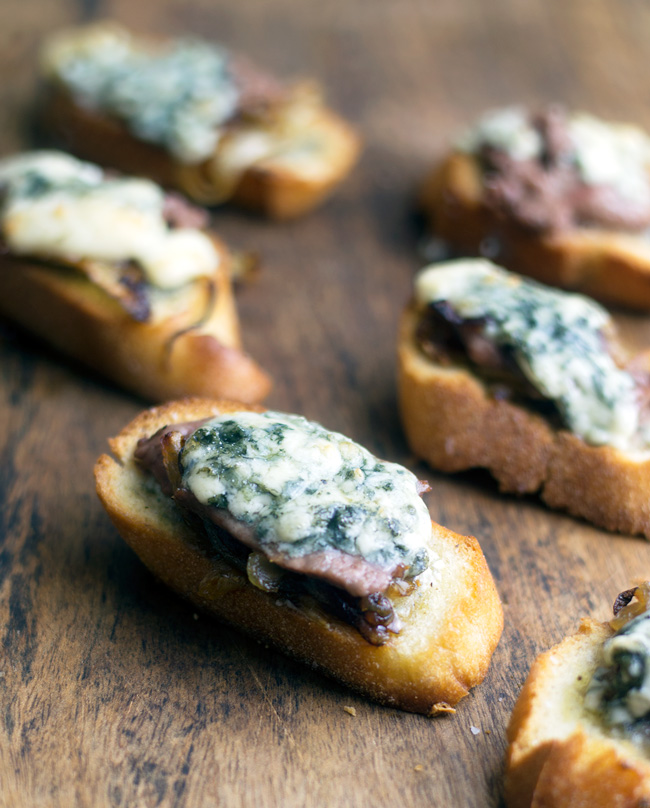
[585,610,650,741]
[180,411,431,576]
[415,259,641,449]
[456,107,543,162]
[43,24,239,163]
[0,151,218,288]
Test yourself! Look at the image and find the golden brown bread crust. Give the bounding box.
[504,618,650,808]
[421,153,650,310]
[398,305,650,537]
[39,83,361,219]
[0,245,271,403]
[94,398,504,715]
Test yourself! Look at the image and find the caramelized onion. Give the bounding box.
[611,582,650,630]
[246,552,285,593]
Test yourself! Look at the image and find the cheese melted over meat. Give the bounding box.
[415,259,641,449]
[43,24,239,163]
[0,151,219,289]
[180,411,431,581]
[135,411,434,644]
[458,106,650,210]
[456,106,650,232]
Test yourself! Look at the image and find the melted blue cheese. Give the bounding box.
[585,611,650,736]
[180,411,431,576]
[415,259,640,449]
[0,152,219,289]
[456,107,543,162]
[457,107,650,206]
[43,24,239,164]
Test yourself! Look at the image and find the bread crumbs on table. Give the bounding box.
[343,706,357,716]
[413,764,424,772]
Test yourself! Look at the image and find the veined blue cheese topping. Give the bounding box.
[180,411,431,576]
[43,24,239,164]
[457,107,650,206]
[415,259,641,449]
[456,107,544,162]
[0,152,219,289]
[585,611,650,739]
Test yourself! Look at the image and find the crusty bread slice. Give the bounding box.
[40,83,361,220]
[0,243,271,403]
[94,398,504,715]
[398,304,650,538]
[421,153,650,310]
[504,617,650,808]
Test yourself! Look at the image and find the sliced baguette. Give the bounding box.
[39,24,361,219]
[0,243,271,403]
[421,153,650,310]
[398,304,650,538]
[505,617,650,808]
[94,398,504,715]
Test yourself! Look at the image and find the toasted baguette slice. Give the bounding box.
[421,152,650,310]
[94,398,504,715]
[505,602,650,807]
[0,244,271,403]
[398,304,650,538]
[39,25,361,219]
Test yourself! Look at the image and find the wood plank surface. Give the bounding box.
[3,0,650,805]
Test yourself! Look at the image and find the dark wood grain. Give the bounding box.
[3,1,650,806]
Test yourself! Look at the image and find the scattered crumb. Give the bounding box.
[498,697,505,702]
[413,764,424,772]
[193,613,199,621]
[0,672,4,678]
[577,675,583,681]
[430,701,456,716]
[485,729,491,735]
[343,706,357,717]
[470,726,481,735]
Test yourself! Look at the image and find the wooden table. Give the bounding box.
[3,0,650,805]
